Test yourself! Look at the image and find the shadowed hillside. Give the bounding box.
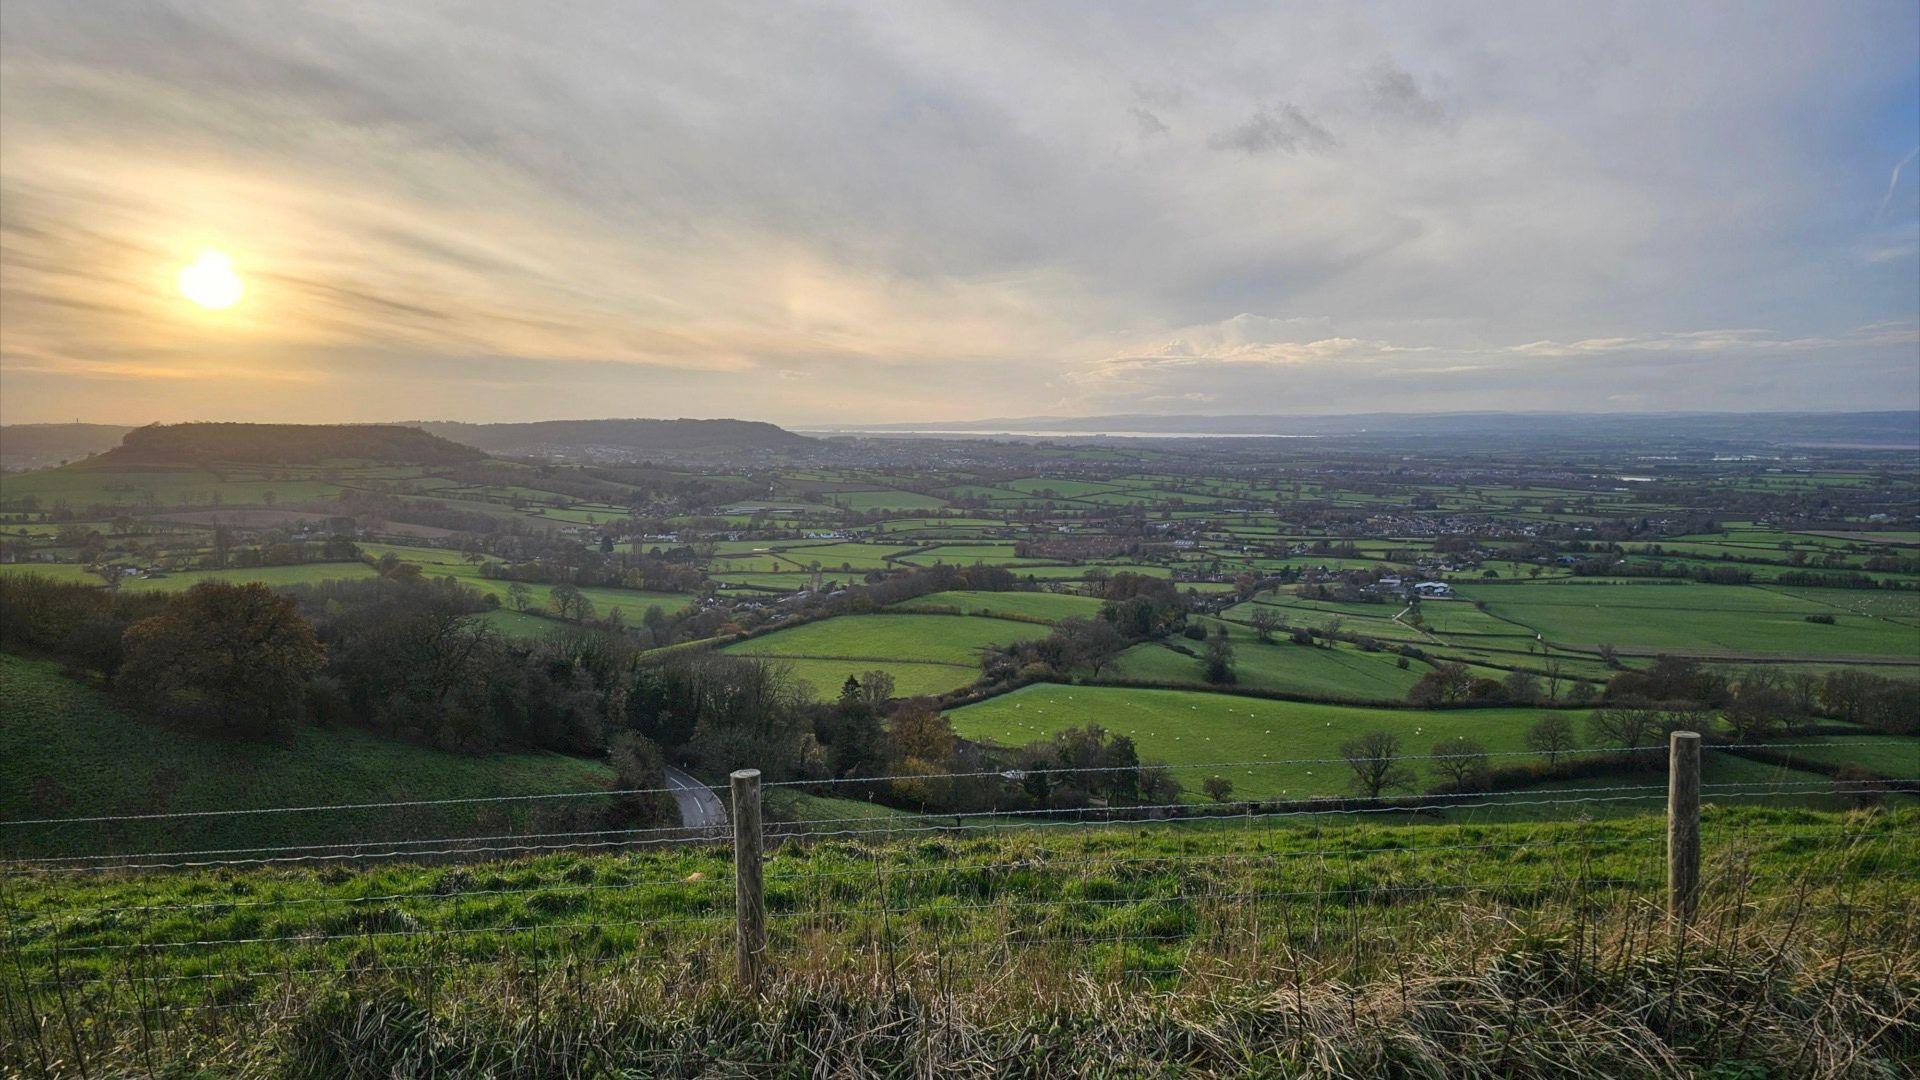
[97,422,485,467]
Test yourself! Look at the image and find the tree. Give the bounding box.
[550,582,594,622]
[1203,630,1236,685]
[1524,714,1579,766]
[1249,607,1280,643]
[1339,730,1418,799]
[1407,662,1473,705]
[1202,775,1235,802]
[885,699,960,808]
[605,732,678,827]
[118,582,325,737]
[642,603,669,645]
[1502,669,1541,703]
[1429,736,1490,790]
[856,669,896,705]
[1586,706,1692,770]
[1054,617,1128,678]
[506,581,534,613]
[1722,672,1790,742]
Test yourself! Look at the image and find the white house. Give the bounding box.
[1411,581,1454,598]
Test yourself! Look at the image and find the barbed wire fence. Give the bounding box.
[0,734,1913,1070]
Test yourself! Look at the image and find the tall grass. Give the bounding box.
[3,808,1914,1076]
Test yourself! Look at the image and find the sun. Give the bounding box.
[177,249,244,310]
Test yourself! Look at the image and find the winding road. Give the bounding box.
[662,766,728,831]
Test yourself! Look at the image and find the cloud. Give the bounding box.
[1366,63,1449,128]
[1207,104,1337,154]
[1129,106,1170,138]
[0,1,1915,423]
[1068,315,1920,414]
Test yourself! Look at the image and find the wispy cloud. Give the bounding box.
[0,1,1914,423]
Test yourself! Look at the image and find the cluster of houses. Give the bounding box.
[1366,576,1455,599]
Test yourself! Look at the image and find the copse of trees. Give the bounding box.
[0,572,170,677]
[1010,723,1182,809]
[118,582,326,738]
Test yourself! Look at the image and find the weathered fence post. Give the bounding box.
[731,768,766,992]
[1667,731,1701,921]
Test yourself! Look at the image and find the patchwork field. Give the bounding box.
[721,613,1051,698]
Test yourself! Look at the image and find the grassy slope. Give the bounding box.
[0,654,615,858]
[8,805,1912,1078]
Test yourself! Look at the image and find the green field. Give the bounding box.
[1108,636,1427,702]
[121,561,380,591]
[897,590,1107,622]
[0,562,108,585]
[946,685,1595,800]
[1462,582,1920,658]
[720,613,1053,697]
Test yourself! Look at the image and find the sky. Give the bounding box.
[1,1,1916,426]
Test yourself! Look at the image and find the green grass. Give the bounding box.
[1462,581,1920,658]
[0,654,616,859]
[724,613,1051,668]
[121,561,380,591]
[7,802,1910,1080]
[720,613,1056,699]
[897,590,1107,622]
[1107,636,1427,702]
[831,489,950,511]
[947,684,1584,801]
[765,656,987,699]
[0,562,106,585]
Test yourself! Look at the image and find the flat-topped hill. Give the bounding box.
[96,422,485,467]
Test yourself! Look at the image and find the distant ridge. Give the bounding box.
[410,418,814,455]
[98,422,484,467]
[0,423,133,468]
[821,410,1920,447]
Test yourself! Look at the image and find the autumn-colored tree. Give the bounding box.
[885,699,959,808]
[118,581,325,737]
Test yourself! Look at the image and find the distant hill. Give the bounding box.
[823,411,1920,448]
[0,423,135,469]
[410,418,814,456]
[98,423,485,467]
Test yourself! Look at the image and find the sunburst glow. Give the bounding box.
[177,250,243,310]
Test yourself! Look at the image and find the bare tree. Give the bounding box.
[1249,607,1280,643]
[1586,706,1691,769]
[1524,714,1579,766]
[1339,730,1418,799]
[1429,736,1490,790]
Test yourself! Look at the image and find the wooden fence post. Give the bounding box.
[1667,731,1701,921]
[731,768,766,992]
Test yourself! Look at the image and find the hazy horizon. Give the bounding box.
[3,2,1917,426]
